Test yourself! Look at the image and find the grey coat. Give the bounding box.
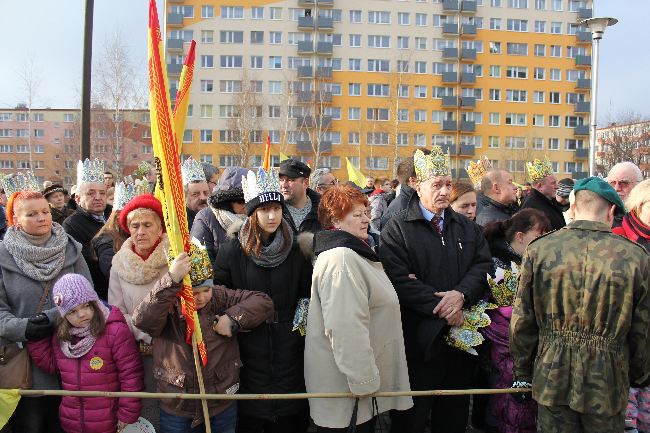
[190,207,229,263]
[0,235,91,390]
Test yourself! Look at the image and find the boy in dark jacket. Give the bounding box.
[132,251,274,432]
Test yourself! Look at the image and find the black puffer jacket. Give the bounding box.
[379,194,492,362]
[475,194,517,228]
[380,184,415,230]
[521,188,566,231]
[213,220,312,420]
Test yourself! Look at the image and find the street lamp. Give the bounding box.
[579,16,618,176]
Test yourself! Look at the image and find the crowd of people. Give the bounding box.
[0,147,647,433]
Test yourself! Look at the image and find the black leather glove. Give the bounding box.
[25,314,54,341]
[511,379,533,404]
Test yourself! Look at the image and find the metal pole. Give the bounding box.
[589,32,601,177]
[80,0,94,160]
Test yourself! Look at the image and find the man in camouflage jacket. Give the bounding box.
[510,177,650,433]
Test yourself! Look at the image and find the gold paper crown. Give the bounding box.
[526,157,554,182]
[132,161,153,180]
[168,238,213,286]
[181,157,206,185]
[467,157,492,189]
[413,146,451,182]
[488,262,520,307]
[77,159,106,185]
[1,172,40,197]
[113,176,151,211]
[445,300,495,355]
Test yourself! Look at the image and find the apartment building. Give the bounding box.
[167,0,593,182]
[0,108,153,188]
[596,121,650,178]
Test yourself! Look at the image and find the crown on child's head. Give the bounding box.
[414,146,451,182]
[77,159,106,185]
[1,172,40,197]
[526,157,554,183]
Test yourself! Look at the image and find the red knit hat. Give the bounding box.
[119,194,165,235]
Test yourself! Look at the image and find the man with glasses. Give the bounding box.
[310,168,338,195]
[202,163,220,192]
[607,161,643,228]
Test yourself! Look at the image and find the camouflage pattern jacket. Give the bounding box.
[510,220,650,416]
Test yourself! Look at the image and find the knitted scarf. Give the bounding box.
[238,218,293,268]
[60,303,111,359]
[3,223,69,282]
[213,208,245,233]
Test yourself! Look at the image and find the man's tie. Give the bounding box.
[431,214,443,235]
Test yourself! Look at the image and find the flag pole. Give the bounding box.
[193,333,211,432]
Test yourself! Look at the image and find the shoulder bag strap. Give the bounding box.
[36,280,53,314]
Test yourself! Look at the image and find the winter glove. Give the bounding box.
[632,376,650,389]
[511,379,533,404]
[25,313,54,341]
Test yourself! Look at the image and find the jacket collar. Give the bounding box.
[314,229,379,262]
[480,193,512,211]
[404,192,460,225]
[566,220,612,233]
[76,204,112,222]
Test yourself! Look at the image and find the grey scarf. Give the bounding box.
[213,208,245,233]
[3,223,69,282]
[238,218,294,268]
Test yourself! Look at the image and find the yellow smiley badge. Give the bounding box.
[89,356,104,371]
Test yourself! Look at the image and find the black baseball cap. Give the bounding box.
[279,158,311,179]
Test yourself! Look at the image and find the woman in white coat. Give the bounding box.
[303,185,412,432]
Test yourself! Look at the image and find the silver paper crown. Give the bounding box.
[113,176,151,210]
[1,172,40,197]
[242,168,281,203]
[77,158,106,185]
[181,157,206,185]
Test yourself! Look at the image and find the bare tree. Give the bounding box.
[597,110,650,175]
[17,57,42,171]
[93,30,147,177]
[227,70,265,166]
[387,52,413,176]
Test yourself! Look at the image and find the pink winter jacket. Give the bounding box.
[28,306,144,433]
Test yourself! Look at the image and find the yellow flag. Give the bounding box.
[172,40,196,155]
[0,389,20,429]
[346,158,366,187]
[280,151,290,162]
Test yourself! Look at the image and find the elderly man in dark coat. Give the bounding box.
[521,157,565,231]
[380,146,492,433]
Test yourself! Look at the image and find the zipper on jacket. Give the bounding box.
[77,358,85,431]
[441,236,445,246]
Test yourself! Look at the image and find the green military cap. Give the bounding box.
[574,176,626,216]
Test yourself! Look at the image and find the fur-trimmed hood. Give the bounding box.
[226,219,244,239]
[112,234,169,285]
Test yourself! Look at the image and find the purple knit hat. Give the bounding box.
[53,274,100,317]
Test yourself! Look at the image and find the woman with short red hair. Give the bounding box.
[304,185,412,432]
[0,189,91,432]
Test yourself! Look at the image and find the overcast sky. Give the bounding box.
[0,0,645,124]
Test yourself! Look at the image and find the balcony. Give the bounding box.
[460,120,476,132]
[572,171,589,180]
[461,72,476,84]
[574,125,589,136]
[576,78,591,90]
[442,0,459,12]
[319,141,333,153]
[442,72,458,83]
[442,96,459,108]
[575,148,589,159]
[453,168,470,179]
[461,0,477,13]
[576,55,592,67]
[297,140,313,152]
[461,24,477,36]
[460,144,475,155]
[166,63,183,75]
[297,140,332,153]
[441,144,457,154]
[578,8,592,19]
[460,96,476,108]
[442,47,458,60]
[316,0,334,7]
[298,16,314,30]
[575,101,590,113]
[297,91,313,103]
[316,17,333,31]
[297,66,313,79]
[443,23,459,36]
[296,116,315,128]
[297,41,314,54]
[167,13,183,26]
[576,31,591,43]
[315,91,332,103]
[442,120,458,132]
[316,42,333,55]
[316,66,332,79]
[298,0,315,5]
[167,38,183,50]
[461,48,477,61]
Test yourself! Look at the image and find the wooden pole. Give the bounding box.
[192,333,211,433]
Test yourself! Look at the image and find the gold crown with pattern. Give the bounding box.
[1,172,40,197]
[414,146,451,182]
[488,262,520,307]
[467,157,492,189]
[526,157,554,182]
[445,300,495,356]
[168,237,213,286]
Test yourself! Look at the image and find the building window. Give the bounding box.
[506,90,527,102]
[220,6,243,19]
[534,91,545,103]
[270,31,282,44]
[34,129,44,137]
[368,35,390,48]
[533,114,545,126]
[490,18,502,30]
[535,20,546,32]
[550,69,562,81]
[252,7,264,19]
[415,13,427,26]
[200,30,214,43]
[489,136,500,148]
[489,65,501,77]
[348,132,360,145]
[250,56,263,69]
[550,21,562,34]
[220,55,242,68]
[505,136,526,148]
[349,10,362,23]
[220,31,243,44]
[367,59,389,72]
[398,12,410,25]
[534,44,546,56]
[367,84,389,97]
[414,110,427,122]
[33,113,44,122]
[200,130,213,143]
[489,42,501,54]
[535,0,546,9]
[414,85,427,98]
[366,108,389,121]
[368,11,390,24]
[507,43,528,55]
[200,80,214,92]
[269,7,282,19]
[489,89,501,101]
[183,130,193,142]
[506,66,528,79]
[349,34,361,47]
[549,115,560,127]
[250,31,264,44]
[505,113,527,126]
[200,55,214,68]
[367,132,390,145]
[201,5,214,18]
[507,19,528,32]
[366,157,389,170]
[534,67,545,80]
[415,61,427,74]
[508,0,528,8]
[348,83,361,96]
[269,56,282,69]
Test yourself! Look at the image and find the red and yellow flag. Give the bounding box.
[172,40,196,155]
[262,135,271,171]
[147,0,206,365]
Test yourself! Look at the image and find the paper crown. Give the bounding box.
[169,238,213,286]
[488,262,520,307]
[1,172,40,197]
[77,159,106,185]
[467,157,492,189]
[113,176,151,211]
[132,161,153,180]
[181,157,206,185]
[445,300,494,356]
[526,157,554,182]
[242,167,281,204]
[414,146,451,182]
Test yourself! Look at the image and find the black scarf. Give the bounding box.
[313,229,379,262]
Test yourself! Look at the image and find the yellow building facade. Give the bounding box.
[166,0,592,183]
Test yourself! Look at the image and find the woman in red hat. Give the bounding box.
[108,193,168,428]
